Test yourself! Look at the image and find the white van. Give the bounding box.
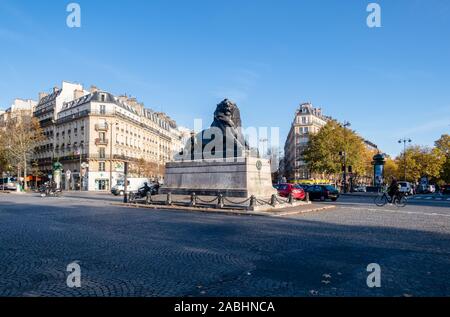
[111,178,151,196]
[398,181,414,196]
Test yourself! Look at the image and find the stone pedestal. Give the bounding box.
[160,156,277,198]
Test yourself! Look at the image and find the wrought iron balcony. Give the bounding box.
[95,123,108,131]
[95,138,109,146]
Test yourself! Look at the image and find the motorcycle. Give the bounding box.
[129,183,159,201]
[39,182,62,197]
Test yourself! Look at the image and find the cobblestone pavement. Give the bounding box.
[0,193,449,297]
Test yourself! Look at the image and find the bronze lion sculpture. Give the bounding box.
[179,99,249,160]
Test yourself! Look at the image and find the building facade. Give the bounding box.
[284,103,330,181]
[0,98,37,125]
[32,81,182,191]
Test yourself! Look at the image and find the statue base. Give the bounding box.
[160,156,277,198]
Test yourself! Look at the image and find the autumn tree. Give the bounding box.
[435,134,450,183]
[136,158,146,177]
[303,120,369,180]
[383,156,399,181]
[0,111,45,190]
[30,160,43,189]
[396,145,445,182]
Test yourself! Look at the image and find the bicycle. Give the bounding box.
[374,191,407,207]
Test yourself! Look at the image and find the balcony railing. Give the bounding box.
[95,138,109,146]
[95,123,108,131]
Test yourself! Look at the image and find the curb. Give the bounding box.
[275,205,337,216]
[111,202,337,217]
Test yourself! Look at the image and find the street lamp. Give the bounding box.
[341,121,351,193]
[398,138,412,181]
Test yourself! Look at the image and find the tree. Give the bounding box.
[383,156,399,181]
[136,158,146,177]
[0,111,45,190]
[435,134,450,183]
[30,160,43,189]
[303,120,368,180]
[396,145,446,182]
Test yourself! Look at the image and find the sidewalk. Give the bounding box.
[112,201,336,217]
[340,192,379,197]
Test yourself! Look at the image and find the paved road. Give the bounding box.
[0,192,449,296]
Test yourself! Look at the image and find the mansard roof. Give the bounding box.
[37,89,61,107]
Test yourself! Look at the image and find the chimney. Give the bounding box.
[89,85,99,93]
[39,92,48,101]
[74,89,84,100]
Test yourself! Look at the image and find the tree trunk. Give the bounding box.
[23,153,27,191]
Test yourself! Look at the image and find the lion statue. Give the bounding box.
[179,99,249,160]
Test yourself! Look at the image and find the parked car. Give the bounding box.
[296,184,311,192]
[306,185,340,201]
[398,181,414,196]
[0,177,17,191]
[353,185,367,192]
[441,185,450,195]
[111,178,151,196]
[275,183,306,200]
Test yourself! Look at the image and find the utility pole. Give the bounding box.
[398,138,412,181]
[342,121,351,193]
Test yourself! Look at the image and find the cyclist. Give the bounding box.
[388,177,400,203]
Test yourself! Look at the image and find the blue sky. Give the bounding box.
[0,0,449,156]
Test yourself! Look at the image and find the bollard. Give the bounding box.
[288,193,293,204]
[305,192,310,202]
[166,192,172,205]
[190,192,197,207]
[146,192,152,205]
[217,194,224,209]
[271,194,277,207]
[248,195,256,210]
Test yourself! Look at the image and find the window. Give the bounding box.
[100,104,106,114]
[99,147,106,159]
[99,132,106,141]
[99,162,106,172]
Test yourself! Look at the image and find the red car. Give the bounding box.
[274,183,306,200]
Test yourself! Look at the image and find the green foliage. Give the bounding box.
[396,145,446,182]
[384,156,399,181]
[303,121,368,177]
[435,134,450,183]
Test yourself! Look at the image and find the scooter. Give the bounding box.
[129,183,159,201]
